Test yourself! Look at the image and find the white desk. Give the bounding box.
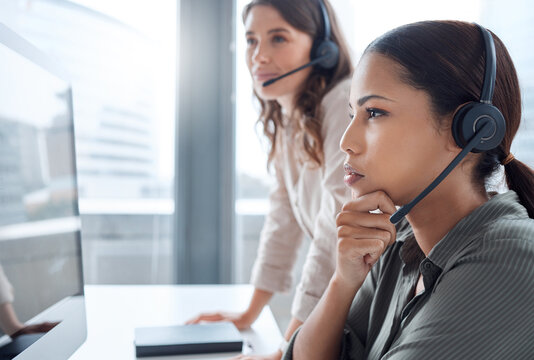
[70,285,283,359]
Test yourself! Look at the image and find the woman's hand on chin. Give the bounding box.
[334,190,397,291]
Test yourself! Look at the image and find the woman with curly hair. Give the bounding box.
[188,1,353,358]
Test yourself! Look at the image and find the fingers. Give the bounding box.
[342,190,397,215]
[334,191,398,289]
[337,191,397,246]
[33,322,59,333]
[335,191,398,271]
[185,312,225,324]
[337,223,392,244]
[336,211,396,246]
[338,237,386,266]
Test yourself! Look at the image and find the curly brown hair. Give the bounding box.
[242,0,353,168]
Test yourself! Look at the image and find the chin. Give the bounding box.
[348,184,371,200]
[254,85,279,101]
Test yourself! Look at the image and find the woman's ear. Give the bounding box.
[439,114,460,153]
[445,125,460,153]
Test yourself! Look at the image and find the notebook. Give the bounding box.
[134,322,243,357]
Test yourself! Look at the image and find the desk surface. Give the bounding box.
[70,285,283,359]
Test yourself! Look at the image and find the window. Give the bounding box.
[0,0,177,284]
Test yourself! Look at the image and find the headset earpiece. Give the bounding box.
[390,23,507,224]
[313,39,339,69]
[313,0,339,70]
[451,101,506,152]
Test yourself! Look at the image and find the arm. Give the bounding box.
[250,158,305,296]
[292,277,362,359]
[0,302,59,338]
[0,302,24,335]
[0,265,14,306]
[0,266,59,337]
[0,265,18,334]
[188,157,304,330]
[243,288,274,324]
[288,191,398,360]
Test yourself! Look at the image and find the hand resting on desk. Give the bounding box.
[186,311,254,330]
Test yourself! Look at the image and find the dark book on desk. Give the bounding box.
[134,322,243,357]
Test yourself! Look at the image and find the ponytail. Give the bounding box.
[504,159,534,218]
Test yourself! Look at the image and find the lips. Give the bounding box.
[253,71,279,82]
[344,163,364,187]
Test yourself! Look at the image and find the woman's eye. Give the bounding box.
[349,112,355,120]
[246,38,256,46]
[366,108,387,119]
[272,35,286,44]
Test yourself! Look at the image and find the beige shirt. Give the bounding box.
[250,78,351,322]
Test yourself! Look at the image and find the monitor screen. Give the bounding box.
[0,23,86,360]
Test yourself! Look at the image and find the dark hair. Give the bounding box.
[365,20,534,218]
[242,0,352,167]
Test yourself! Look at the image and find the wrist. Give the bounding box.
[331,272,362,296]
[245,288,272,321]
[240,309,257,325]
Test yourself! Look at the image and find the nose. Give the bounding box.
[340,117,363,156]
[251,41,270,65]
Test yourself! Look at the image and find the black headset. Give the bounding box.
[451,24,506,152]
[311,0,340,69]
[262,0,339,87]
[390,24,506,223]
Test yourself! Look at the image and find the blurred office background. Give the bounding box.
[0,0,532,331]
[0,0,176,285]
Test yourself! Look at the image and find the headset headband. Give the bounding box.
[475,24,496,104]
[318,0,331,40]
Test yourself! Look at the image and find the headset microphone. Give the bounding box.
[263,0,339,87]
[390,121,494,224]
[263,49,337,86]
[389,24,506,224]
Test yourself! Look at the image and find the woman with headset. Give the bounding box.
[187,0,353,358]
[283,21,534,359]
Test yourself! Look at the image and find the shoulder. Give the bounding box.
[451,191,534,257]
[322,77,351,107]
[481,215,534,254]
[479,191,534,251]
[454,214,534,279]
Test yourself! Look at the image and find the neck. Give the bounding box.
[406,179,488,256]
[277,94,295,115]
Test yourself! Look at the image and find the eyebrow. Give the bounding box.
[246,28,290,36]
[356,94,395,107]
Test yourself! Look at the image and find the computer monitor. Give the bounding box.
[0,23,86,360]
